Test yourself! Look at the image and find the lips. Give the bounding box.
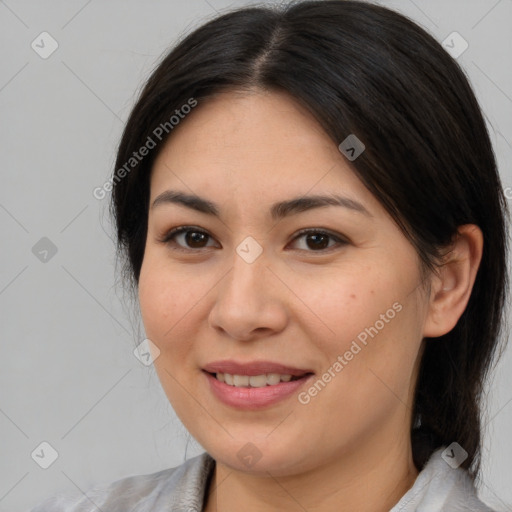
[202,360,314,377]
[203,363,316,409]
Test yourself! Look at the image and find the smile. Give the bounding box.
[203,370,314,410]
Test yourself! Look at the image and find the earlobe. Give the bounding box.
[423,224,483,338]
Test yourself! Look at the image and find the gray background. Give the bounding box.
[1,0,511,511]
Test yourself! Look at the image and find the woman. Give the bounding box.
[32,0,509,510]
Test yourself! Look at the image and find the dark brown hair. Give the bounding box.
[110,0,509,478]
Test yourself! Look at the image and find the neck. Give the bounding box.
[203,436,418,512]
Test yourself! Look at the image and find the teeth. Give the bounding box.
[266,373,281,385]
[215,372,298,387]
[249,374,267,387]
[233,375,249,387]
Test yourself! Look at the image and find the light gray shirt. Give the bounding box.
[31,447,496,511]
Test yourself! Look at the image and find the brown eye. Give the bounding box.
[184,231,209,248]
[289,229,348,252]
[304,233,330,250]
[161,226,218,251]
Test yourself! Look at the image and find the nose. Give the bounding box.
[208,246,289,341]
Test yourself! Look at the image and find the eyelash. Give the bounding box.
[158,225,349,254]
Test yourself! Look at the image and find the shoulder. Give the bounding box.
[30,452,215,512]
[391,447,496,512]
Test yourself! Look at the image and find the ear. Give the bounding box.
[423,224,483,338]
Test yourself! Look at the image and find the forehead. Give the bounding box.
[149,90,375,207]
[156,89,332,163]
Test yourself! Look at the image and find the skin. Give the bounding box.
[138,89,483,512]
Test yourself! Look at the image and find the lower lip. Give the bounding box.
[203,371,314,410]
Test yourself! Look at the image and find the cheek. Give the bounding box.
[300,257,423,398]
[302,297,423,442]
[138,258,197,348]
[322,293,423,407]
[138,274,173,337]
[298,263,409,348]
[138,262,204,401]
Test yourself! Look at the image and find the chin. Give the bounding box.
[205,436,312,476]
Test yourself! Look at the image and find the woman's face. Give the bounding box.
[139,89,430,476]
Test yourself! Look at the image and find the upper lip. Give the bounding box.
[203,360,314,377]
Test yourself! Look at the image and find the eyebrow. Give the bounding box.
[151,190,372,220]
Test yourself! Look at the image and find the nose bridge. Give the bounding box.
[223,240,269,307]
